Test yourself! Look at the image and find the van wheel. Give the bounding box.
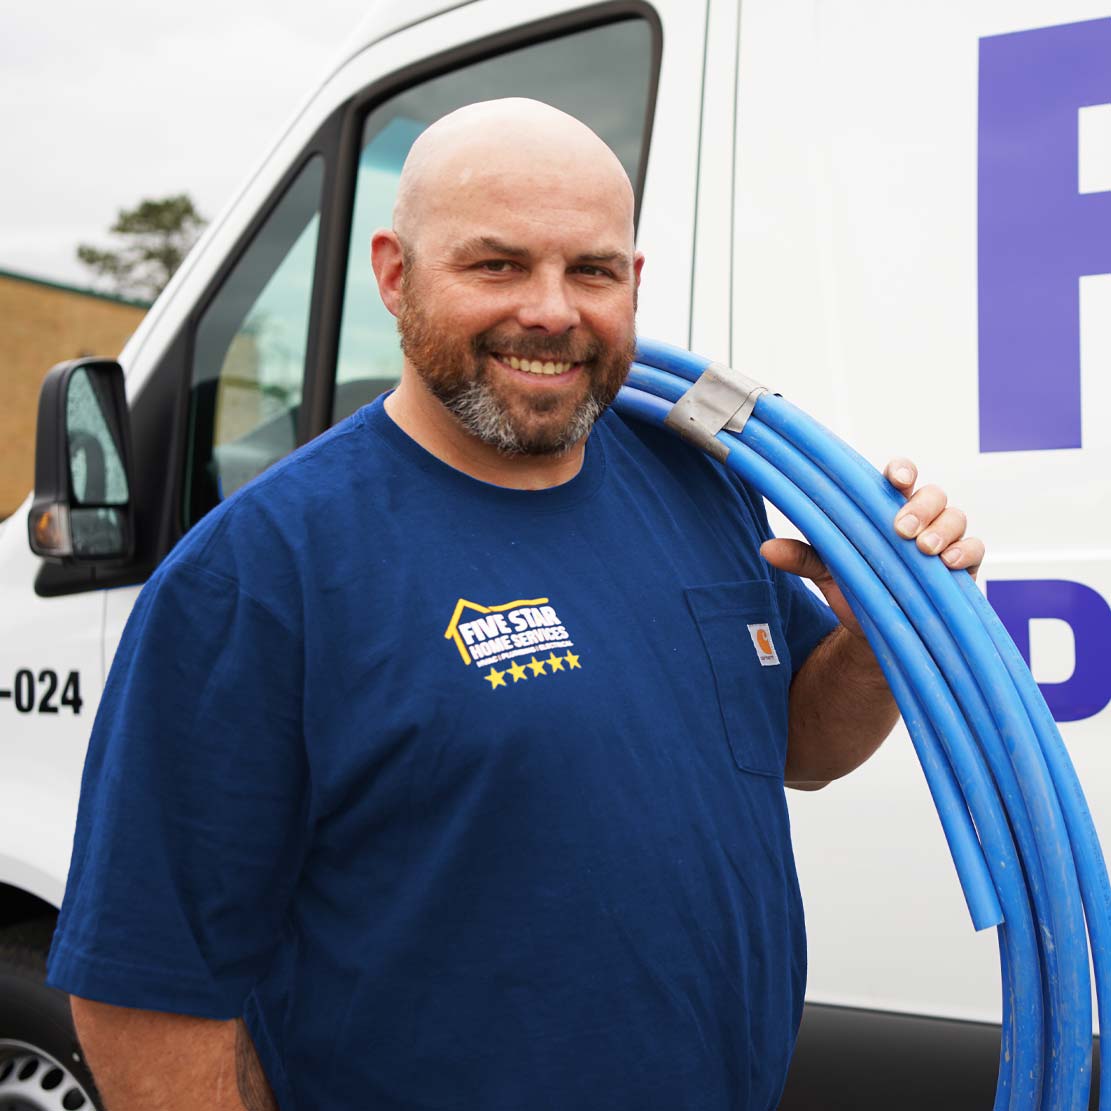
[0,918,101,1110]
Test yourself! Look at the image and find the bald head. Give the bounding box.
[370,97,644,466]
[393,99,635,251]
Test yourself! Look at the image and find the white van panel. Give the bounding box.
[688,0,740,357]
[734,0,1111,1026]
[340,0,478,63]
[0,531,101,903]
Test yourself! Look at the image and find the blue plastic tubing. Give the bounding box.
[615,337,1111,1111]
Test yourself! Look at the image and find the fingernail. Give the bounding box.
[921,531,943,554]
[943,547,962,566]
[894,466,913,485]
[896,513,919,537]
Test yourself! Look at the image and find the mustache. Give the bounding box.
[472,331,602,364]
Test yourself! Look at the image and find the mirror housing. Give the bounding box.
[28,358,135,564]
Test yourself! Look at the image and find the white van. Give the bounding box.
[3,1,1110,1106]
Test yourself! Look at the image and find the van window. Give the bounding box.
[331,18,655,424]
[185,155,324,526]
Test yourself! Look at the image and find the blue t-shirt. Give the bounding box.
[48,398,838,1111]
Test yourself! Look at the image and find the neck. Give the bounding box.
[383,370,587,491]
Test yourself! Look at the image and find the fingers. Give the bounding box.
[884,457,918,496]
[888,468,985,577]
[939,535,985,579]
[893,482,945,541]
[760,538,829,582]
[908,504,967,556]
[774,457,986,582]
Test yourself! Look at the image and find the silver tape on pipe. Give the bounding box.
[663,362,769,462]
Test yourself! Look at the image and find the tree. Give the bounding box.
[77,194,207,301]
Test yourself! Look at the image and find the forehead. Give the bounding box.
[416,153,633,258]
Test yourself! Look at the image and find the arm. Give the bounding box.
[783,622,899,790]
[765,458,985,790]
[69,997,277,1111]
[46,568,307,1111]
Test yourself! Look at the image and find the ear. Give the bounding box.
[371,229,406,317]
[631,251,645,312]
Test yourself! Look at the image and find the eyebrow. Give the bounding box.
[452,235,530,260]
[451,236,632,275]
[574,251,632,275]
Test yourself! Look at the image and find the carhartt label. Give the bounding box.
[746,623,780,667]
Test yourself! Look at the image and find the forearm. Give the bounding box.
[784,624,900,790]
[70,998,277,1111]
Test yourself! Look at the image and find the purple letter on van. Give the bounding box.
[979,18,1111,452]
[988,579,1111,722]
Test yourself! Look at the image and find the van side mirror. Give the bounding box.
[27,358,135,563]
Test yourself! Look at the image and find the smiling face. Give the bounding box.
[378,100,643,458]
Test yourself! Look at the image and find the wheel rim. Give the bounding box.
[0,1041,95,1111]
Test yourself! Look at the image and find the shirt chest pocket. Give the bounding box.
[686,580,792,778]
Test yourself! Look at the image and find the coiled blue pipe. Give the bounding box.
[616,382,1038,1110]
[615,338,1111,1111]
[630,358,1088,1109]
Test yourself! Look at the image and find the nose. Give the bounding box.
[515,268,581,333]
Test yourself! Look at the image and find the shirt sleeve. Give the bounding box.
[46,558,309,1019]
[728,470,841,680]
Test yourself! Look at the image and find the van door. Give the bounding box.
[0,532,100,907]
[103,0,707,681]
[298,0,707,437]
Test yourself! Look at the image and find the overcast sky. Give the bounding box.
[2,0,371,289]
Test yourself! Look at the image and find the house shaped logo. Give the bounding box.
[443,596,581,689]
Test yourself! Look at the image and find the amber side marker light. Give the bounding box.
[29,504,72,560]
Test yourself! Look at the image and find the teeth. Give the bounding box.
[500,354,573,375]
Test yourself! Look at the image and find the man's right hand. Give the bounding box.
[69,996,277,1111]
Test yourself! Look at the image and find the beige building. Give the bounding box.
[0,269,148,521]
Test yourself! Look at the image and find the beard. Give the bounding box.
[396,279,636,456]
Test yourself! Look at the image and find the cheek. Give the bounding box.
[443,298,518,341]
[586,298,637,342]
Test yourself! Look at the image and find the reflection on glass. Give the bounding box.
[187,156,324,524]
[210,213,320,496]
[66,368,128,505]
[332,18,654,424]
[71,507,126,558]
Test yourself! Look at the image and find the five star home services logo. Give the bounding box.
[444,596,582,691]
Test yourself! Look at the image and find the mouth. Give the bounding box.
[492,352,583,378]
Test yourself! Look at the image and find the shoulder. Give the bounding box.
[156,405,389,601]
[595,406,770,528]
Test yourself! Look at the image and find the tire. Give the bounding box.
[0,918,102,1111]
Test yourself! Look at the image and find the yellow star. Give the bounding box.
[484,666,507,690]
[508,659,529,682]
[545,652,565,672]
[564,650,581,670]
[527,656,547,677]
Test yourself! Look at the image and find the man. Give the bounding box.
[47,100,982,1110]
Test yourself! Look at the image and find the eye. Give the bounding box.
[572,265,616,279]
[478,259,519,273]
